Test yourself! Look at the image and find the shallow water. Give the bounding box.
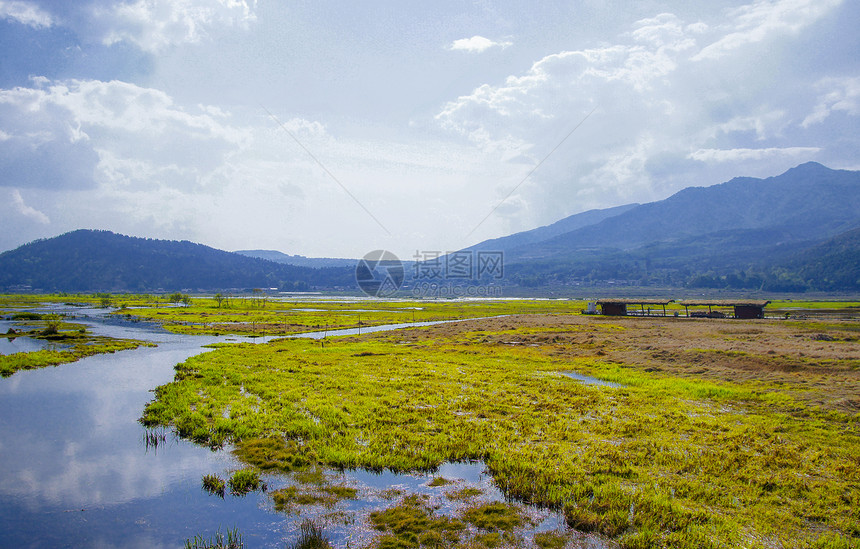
[561,371,624,388]
[0,306,578,548]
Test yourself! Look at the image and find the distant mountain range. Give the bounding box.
[464,162,859,292]
[0,230,353,292]
[0,162,857,293]
[234,249,357,268]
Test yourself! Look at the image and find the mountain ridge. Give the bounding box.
[0,230,353,292]
[497,162,859,262]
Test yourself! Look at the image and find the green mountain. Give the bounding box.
[465,162,860,292]
[777,227,860,292]
[0,230,354,292]
[505,162,859,261]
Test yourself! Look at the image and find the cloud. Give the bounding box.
[802,76,860,127]
[433,3,850,229]
[11,190,50,223]
[693,0,842,60]
[89,0,257,53]
[435,13,700,189]
[449,35,512,53]
[0,0,54,28]
[0,77,249,191]
[688,147,821,163]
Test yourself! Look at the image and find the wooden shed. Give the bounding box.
[595,299,673,317]
[677,300,770,319]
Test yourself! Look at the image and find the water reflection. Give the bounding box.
[561,371,624,388]
[0,327,292,547]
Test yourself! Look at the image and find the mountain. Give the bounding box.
[235,249,357,268]
[0,230,354,292]
[503,162,859,262]
[778,227,860,292]
[463,203,639,253]
[461,162,860,291]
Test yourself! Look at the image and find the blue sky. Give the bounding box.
[0,0,857,258]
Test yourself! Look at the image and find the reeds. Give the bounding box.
[184,527,243,549]
[286,520,332,549]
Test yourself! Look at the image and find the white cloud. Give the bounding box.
[95,0,257,53]
[432,3,852,230]
[0,78,251,192]
[802,76,860,127]
[694,0,842,60]
[705,111,787,141]
[11,189,50,223]
[0,0,54,28]
[435,13,702,208]
[449,35,512,53]
[688,146,821,163]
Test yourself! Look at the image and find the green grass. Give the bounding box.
[462,502,528,532]
[286,520,332,549]
[138,311,860,548]
[202,474,226,498]
[445,487,484,501]
[184,527,243,549]
[104,296,584,335]
[0,320,154,377]
[369,494,465,548]
[533,531,569,549]
[228,469,265,496]
[271,482,358,513]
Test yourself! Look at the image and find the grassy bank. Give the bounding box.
[115,298,584,336]
[141,312,859,548]
[0,315,154,377]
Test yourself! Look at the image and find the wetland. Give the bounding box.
[0,294,858,548]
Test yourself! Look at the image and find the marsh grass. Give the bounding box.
[533,531,569,549]
[228,469,265,496]
[370,494,466,548]
[0,333,153,377]
[202,474,226,498]
[445,487,484,501]
[462,502,528,532]
[271,478,357,513]
[140,311,860,548]
[110,298,583,336]
[184,527,243,549]
[143,428,168,451]
[286,520,333,549]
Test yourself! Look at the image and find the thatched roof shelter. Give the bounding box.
[595,299,673,316]
[676,299,770,319]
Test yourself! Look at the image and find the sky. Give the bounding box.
[0,0,857,259]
